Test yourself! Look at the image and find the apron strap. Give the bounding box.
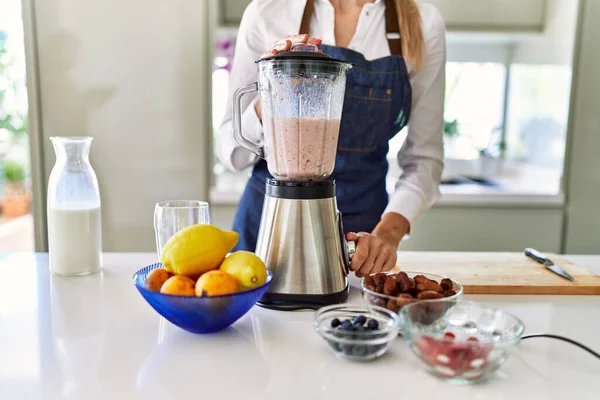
[298,0,403,56]
[299,0,314,36]
[385,0,403,56]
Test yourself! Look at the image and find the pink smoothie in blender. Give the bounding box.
[263,117,340,181]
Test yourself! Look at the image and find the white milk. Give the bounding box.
[48,205,103,275]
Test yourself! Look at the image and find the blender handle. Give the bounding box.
[232,81,264,158]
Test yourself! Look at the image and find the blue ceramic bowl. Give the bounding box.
[133,263,272,334]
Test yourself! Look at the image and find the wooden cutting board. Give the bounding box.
[390,252,600,295]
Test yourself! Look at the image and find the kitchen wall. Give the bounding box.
[512,0,579,65]
[23,0,212,251]
[219,0,547,31]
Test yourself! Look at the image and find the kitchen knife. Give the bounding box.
[524,248,575,281]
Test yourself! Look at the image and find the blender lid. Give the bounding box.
[257,44,351,67]
[259,50,343,63]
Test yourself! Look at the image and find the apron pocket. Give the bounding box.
[338,85,393,152]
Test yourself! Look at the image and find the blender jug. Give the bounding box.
[233,44,351,181]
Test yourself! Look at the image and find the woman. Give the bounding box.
[217,0,445,277]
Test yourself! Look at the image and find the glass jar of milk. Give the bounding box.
[47,137,102,275]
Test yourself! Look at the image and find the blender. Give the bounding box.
[233,44,355,310]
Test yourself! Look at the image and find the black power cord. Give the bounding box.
[522,333,600,360]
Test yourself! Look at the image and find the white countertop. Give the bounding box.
[1,252,599,399]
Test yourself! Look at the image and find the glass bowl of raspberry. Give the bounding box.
[399,300,525,384]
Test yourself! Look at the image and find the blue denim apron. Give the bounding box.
[232,44,412,251]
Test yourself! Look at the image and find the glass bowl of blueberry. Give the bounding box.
[399,299,525,384]
[314,303,399,362]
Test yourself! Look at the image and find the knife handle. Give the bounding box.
[525,248,548,264]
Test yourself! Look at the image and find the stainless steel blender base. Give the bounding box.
[255,179,350,311]
[257,288,349,311]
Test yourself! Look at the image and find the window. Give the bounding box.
[442,62,507,160]
[387,62,507,165]
[505,64,572,169]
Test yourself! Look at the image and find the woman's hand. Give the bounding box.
[261,34,323,58]
[346,232,398,278]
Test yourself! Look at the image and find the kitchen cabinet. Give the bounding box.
[211,204,563,253]
[423,0,546,31]
[218,0,547,32]
[220,0,248,26]
[564,0,600,254]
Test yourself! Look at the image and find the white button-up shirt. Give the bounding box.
[217,0,446,229]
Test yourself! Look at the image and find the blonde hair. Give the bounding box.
[396,0,425,72]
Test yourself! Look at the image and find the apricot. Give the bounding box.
[160,275,196,296]
[196,270,239,297]
[146,268,172,292]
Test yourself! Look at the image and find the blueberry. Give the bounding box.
[354,315,367,326]
[330,318,341,328]
[367,319,379,330]
[340,320,354,331]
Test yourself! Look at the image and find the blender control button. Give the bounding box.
[347,240,356,258]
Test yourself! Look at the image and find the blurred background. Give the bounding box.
[1,0,599,254]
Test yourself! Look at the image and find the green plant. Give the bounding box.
[0,29,28,143]
[444,119,460,138]
[2,159,26,183]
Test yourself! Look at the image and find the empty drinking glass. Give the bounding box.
[154,200,210,258]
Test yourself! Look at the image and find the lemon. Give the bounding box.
[160,224,239,277]
[219,251,268,290]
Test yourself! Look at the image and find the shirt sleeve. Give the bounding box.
[215,1,266,172]
[383,7,446,231]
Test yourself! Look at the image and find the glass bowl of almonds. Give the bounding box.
[360,271,463,331]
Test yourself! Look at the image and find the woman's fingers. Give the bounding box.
[273,39,292,52]
[273,34,307,48]
[382,252,397,273]
[261,49,278,59]
[346,231,360,244]
[370,246,389,275]
[358,242,385,277]
[286,34,310,44]
[268,35,322,55]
